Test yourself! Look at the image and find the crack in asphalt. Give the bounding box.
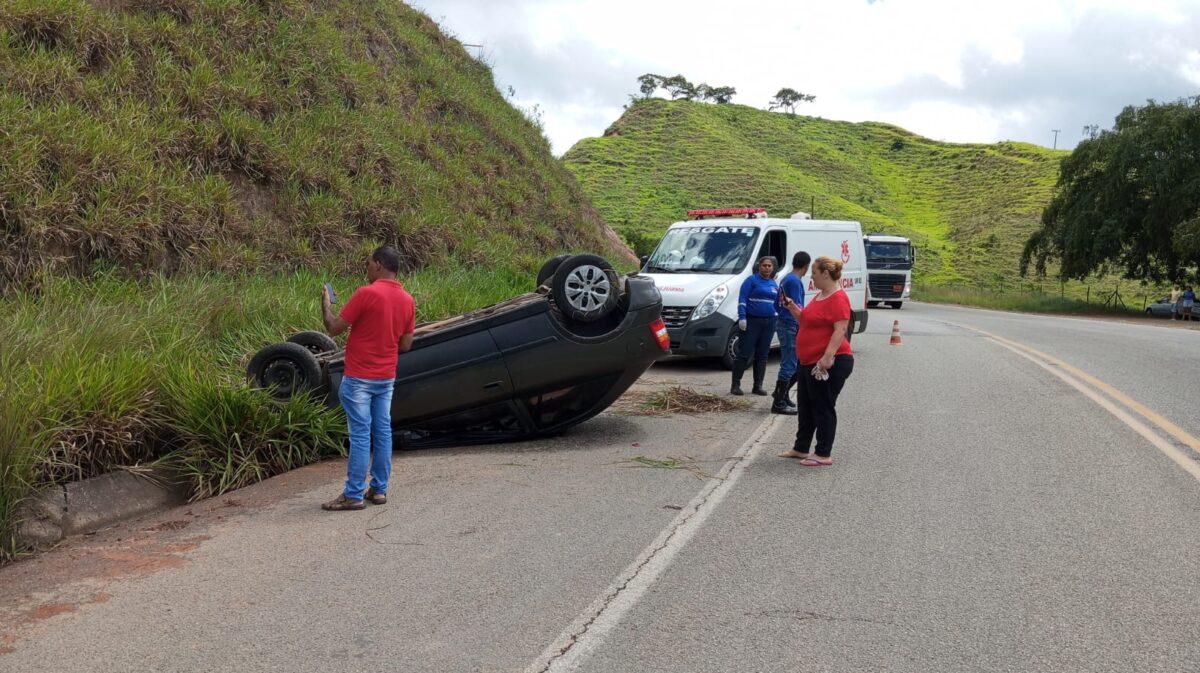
[751,609,895,626]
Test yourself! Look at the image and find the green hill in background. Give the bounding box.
[0,0,629,286]
[563,98,1066,286]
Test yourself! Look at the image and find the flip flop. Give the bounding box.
[798,458,833,467]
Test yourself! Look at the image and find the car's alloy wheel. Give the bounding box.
[551,254,619,323]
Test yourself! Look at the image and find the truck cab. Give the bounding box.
[639,208,868,369]
[864,234,914,309]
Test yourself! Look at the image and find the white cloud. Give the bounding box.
[418,0,1200,154]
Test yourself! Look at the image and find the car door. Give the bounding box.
[390,329,514,423]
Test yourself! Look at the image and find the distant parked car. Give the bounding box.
[247,254,671,448]
[1146,296,1178,318]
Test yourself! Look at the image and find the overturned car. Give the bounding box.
[247,254,670,447]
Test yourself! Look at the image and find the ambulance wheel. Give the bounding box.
[721,329,740,370]
[867,301,879,308]
[551,254,619,323]
[536,255,571,289]
[888,301,903,309]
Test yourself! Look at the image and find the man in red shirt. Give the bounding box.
[319,246,416,510]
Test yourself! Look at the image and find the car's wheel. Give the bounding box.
[721,328,740,370]
[867,301,879,308]
[536,254,571,289]
[286,330,337,355]
[247,342,323,400]
[551,254,619,323]
[887,301,903,309]
[1146,308,1153,315]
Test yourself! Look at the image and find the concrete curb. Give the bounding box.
[16,470,190,548]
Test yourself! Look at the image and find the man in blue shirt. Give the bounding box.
[772,252,810,414]
[732,256,781,396]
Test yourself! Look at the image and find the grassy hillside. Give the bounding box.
[563,98,1066,286]
[0,0,629,285]
[0,0,628,560]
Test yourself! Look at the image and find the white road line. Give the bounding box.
[525,413,787,673]
[986,337,1200,483]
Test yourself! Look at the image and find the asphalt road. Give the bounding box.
[2,303,1199,672]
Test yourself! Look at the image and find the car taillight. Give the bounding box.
[649,319,670,350]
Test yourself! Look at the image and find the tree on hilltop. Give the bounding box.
[769,88,816,115]
[662,74,698,100]
[636,73,662,99]
[1022,98,1200,282]
[704,85,737,104]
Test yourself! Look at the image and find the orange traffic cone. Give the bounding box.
[889,320,903,345]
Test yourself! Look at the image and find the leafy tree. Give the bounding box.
[662,74,697,100]
[1081,123,1100,140]
[1022,98,1200,282]
[636,73,662,99]
[768,87,816,115]
[707,86,737,104]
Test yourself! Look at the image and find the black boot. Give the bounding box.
[771,380,796,414]
[730,360,747,396]
[784,375,798,409]
[751,360,769,396]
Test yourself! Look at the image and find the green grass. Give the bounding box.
[0,267,532,560]
[0,0,629,287]
[915,285,1149,316]
[563,98,1066,286]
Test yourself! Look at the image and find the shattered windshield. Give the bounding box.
[643,226,760,274]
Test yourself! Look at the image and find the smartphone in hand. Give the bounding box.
[323,283,337,305]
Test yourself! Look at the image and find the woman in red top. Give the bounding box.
[777,256,854,466]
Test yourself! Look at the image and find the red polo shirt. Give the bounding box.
[795,289,854,364]
[339,279,416,380]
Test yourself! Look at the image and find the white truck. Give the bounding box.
[863,234,914,309]
[639,208,868,368]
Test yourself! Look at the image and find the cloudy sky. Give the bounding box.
[415,0,1200,155]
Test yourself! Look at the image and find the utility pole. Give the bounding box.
[1051,129,1061,149]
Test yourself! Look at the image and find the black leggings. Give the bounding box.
[793,355,854,458]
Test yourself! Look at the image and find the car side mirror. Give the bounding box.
[639,255,649,267]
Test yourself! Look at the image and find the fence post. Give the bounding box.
[1086,286,1090,303]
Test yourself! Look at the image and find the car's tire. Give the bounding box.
[551,254,619,323]
[286,330,337,355]
[721,328,740,370]
[867,301,879,308]
[1146,308,1153,315]
[247,342,323,400]
[536,254,571,289]
[887,301,903,309]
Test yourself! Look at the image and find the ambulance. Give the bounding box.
[638,208,868,368]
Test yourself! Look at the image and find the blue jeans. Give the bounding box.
[338,376,395,501]
[775,320,798,382]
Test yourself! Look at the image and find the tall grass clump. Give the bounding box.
[0,266,531,561]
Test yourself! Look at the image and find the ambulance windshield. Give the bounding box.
[643,225,760,274]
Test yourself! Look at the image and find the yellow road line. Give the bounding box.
[985,337,1200,483]
[963,326,1200,460]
